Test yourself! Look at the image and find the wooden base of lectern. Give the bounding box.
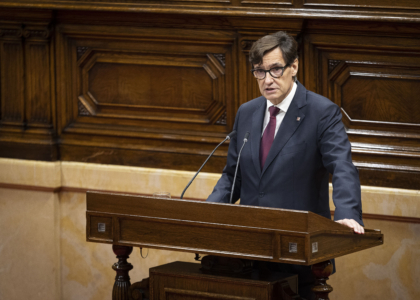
[149,261,301,300]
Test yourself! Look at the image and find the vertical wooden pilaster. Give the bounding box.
[0,25,24,127]
[23,25,53,132]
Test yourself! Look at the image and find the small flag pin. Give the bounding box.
[296,117,301,121]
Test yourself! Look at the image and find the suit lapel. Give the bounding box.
[250,98,266,177]
[261,83,307,176]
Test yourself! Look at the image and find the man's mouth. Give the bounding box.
[265,88,275,92]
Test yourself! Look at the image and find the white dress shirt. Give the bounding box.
[261,82,298,137]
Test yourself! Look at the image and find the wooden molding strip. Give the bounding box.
[0,2,420,23]
[360,213,420,224]
[0,182,60,193]
[330,211,420,224]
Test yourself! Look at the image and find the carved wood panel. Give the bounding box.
[78,51,225,125]
[303,29,420,188]
[56,24,237,166]
[0,13,57,159]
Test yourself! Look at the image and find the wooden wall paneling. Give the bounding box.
[23,25,54,133]
[0,6,419,188]
[0,24,24,128]
[238,34,261,106]
[55,23,238,170]
[0,9,57,160]
[303,25,420,188]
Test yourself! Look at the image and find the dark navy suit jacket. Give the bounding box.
[207,82,363,226]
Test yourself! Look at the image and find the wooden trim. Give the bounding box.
[0,2,420,23]
[361,213,420,224]
[0,182,60,193]
[331,211,420,224]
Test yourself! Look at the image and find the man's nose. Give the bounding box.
[264,72,274,83]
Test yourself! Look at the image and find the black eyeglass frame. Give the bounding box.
[250,64,290,80]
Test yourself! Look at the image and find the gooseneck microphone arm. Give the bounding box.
[229,131,250,204]
[180,130,237,199]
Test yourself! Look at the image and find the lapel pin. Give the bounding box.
[296,117,301,121]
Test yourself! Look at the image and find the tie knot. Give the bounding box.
[269,106,280,118]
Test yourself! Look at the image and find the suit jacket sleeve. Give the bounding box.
[206,106,242,203]
[317,103,363,226]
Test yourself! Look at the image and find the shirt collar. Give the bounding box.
[266,82,297,113]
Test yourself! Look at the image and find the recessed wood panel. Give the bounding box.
[119,218,274,258]
[328,60,420,133]
[25,43,52,124]
[68,29,230,128]
[341,76,420,124]
[88,63,212,110]
[303,31,420,189]
[0,41,24,123]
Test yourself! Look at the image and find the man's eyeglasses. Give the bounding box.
[251,64,290,80]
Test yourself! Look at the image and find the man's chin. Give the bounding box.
[265,96,281,105]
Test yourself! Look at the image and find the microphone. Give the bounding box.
[229,132,250,204]
[180,130,237,199]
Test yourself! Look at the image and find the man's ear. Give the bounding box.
[291,58,299,77]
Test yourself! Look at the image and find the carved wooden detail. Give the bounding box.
[54,23,235,166]
[215,111,227,125]
[77,46,89,60]
[23,28,51,40]
[327,59,341,74]
[0,28,23,38]
[77,50,225,123]
[78,99,91,116]
[213,53,226,67]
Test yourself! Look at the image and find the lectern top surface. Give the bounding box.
[87,191,350,234]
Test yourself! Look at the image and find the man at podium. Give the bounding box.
[206,31,364,299]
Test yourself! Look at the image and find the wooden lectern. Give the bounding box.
[86,191,383,300]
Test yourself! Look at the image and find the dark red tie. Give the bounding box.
[260,106,280,170]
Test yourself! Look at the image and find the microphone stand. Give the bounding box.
[180,131,237,199]
[229,132,249,204]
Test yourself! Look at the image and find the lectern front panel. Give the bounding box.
[117,217,274,259]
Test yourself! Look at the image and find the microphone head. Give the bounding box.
[226,130,237,140]
[244,131,250,142]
